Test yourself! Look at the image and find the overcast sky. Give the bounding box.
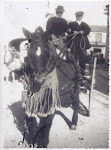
[49,1,109,24]
[2,0,109,43]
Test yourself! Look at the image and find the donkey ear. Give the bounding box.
[22,27,31,40]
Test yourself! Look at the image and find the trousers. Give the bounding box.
[71,90,79,125]
[71,47,86,75]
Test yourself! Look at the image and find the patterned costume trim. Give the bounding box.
[22,68,61,118]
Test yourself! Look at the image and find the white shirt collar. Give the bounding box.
[76,20,82,25]
[56,15,62,19]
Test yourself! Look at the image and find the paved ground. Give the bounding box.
[1,64,109,149]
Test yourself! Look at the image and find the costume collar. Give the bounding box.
[56,16,62,19]
[76,20,82,25]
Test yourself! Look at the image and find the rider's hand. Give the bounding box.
[77,73,82,81]
[64,32,68,37]
[73,31,79,34]
[68,28,72,33]
[79,30,84,34]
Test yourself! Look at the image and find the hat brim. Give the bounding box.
[76,15,83,17]
[55,9,65,12]
[75,11,84,17]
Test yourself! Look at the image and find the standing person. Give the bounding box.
[68,11,91,75]
[45,5,68,40]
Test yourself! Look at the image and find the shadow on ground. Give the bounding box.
[8,101,53,148]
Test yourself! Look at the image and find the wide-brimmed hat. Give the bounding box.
[75,11,84,17]
[55,5,65,13]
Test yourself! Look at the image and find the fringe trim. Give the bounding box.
[22,68,61,118]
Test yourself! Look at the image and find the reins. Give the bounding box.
[7,33,85,91]
[80,34,86,50]
[65,32,86,74]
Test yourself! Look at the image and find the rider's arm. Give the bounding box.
[82,23,91,35]
[46,18,52,34]
[68,22,79,34]
[45,18,53,40]
[64,20,69,33]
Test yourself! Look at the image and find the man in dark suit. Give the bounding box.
[66,11,91,130]
[68,11,91,75]
[45,5,68,40]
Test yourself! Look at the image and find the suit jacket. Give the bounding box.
[68,21,91,50]
[45,16,68,39]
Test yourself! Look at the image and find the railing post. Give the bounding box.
[88,55,97,116]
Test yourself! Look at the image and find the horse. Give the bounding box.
[5,26,81,148]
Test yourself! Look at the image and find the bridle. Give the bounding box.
[22,39,57,88]
[7,34,82,95]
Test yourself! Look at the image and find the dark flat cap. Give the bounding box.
[75,11,84,17]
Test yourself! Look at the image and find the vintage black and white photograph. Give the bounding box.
[0,0,110,149]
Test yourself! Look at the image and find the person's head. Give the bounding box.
[55,5,65,18]
[75,11,84,21]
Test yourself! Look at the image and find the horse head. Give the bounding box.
[23,27,50,74]
[4,27,53,85]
